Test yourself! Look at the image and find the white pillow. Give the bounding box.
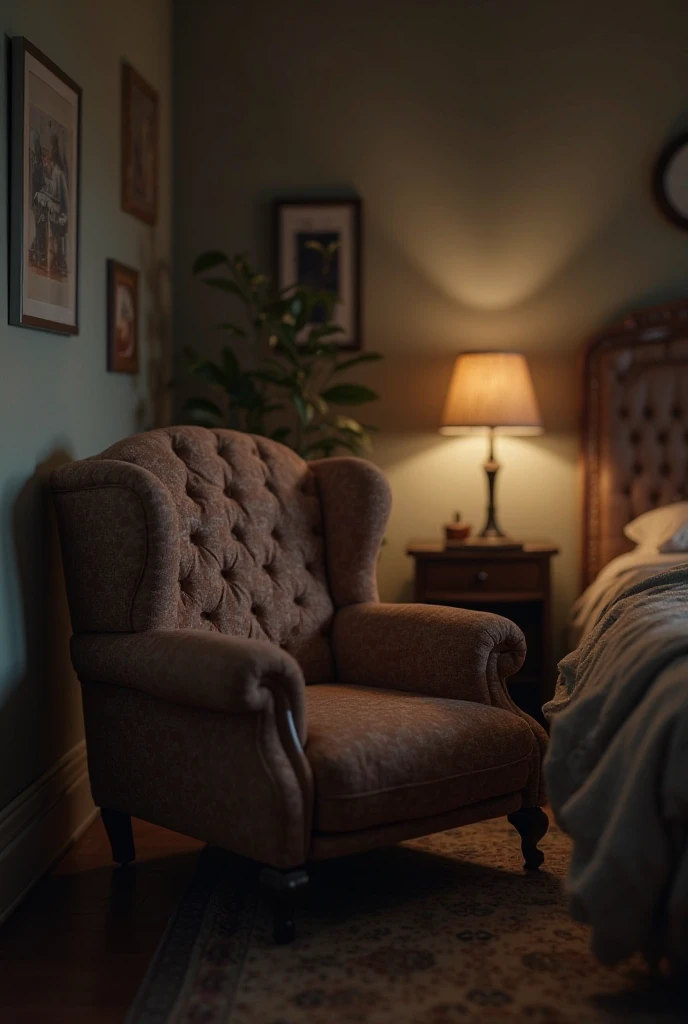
[624,502,688,552]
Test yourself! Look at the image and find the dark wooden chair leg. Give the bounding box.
[508,806,549,870]
[259,866,309,944]
[101,808,135,866]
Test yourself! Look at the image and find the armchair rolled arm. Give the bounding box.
[71,628,307,742]
[333,602,526,706]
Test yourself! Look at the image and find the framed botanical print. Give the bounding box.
[107,260,139,373]
[121,63,158,225]
[9,37,81,334]
[274,198,362,350]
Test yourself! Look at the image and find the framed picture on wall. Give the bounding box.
[9,37,81,334]
[121,63,158,225]
[107,260,139,373]
[274,198,362,350]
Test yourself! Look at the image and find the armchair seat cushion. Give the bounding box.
[305,684,536,833]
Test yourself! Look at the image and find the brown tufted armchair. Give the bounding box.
[51,426,548,942]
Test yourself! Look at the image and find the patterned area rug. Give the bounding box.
[126,818,686,1024]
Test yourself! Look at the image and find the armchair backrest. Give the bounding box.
[51,427,391,682]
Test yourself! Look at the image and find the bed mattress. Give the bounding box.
[569,549,688,648]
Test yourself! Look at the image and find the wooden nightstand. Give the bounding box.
[406,542,559,720]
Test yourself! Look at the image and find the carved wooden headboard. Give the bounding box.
[582,299,688,587]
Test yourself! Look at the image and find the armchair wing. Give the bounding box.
[72,630,313,868]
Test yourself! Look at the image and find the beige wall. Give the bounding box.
[0,0,172,812]
[174,0,688,656]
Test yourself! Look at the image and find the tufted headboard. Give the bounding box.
[581,299,688,587]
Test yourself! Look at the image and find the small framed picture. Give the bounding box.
[9,37,81,334]
[121,63,158,225]
[274,198,362,350]
[107,260,139,373]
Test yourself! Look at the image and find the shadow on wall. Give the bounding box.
[0,450,83,811]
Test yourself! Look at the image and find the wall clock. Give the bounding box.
[654,133,688,231]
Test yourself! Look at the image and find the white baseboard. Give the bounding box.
[0,740,97,926]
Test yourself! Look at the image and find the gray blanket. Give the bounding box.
[544,566,688,973]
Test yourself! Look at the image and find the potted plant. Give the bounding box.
[184,250,382,459]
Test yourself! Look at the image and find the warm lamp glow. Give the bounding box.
[440,351,543,541]
[440,351,543,435]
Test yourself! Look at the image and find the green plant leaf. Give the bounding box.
[184,396,224,422]
[273,322,300,365]
[309,289,338,316]
[302,438,338,458]
[216,323,247,338]
[202,277,245,297]
[333,415,365,434]
[292,393,314,425]
[332,352,383,373]
[251,368,293,387]
[271,426,292,444]
[193,251,227,275]
[321,383,379,405]
[308,324,345,341]
[188,359,226,389]
[305,343,340,362]
[221,347,241,390]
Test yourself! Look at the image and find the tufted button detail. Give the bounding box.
[629,431,640,445]
[116,426,338,664]
[643,406,654,420]
[633,463,643,475]
[618,406,629,420]
[622,485,631,497]
[673,407,682,419]
[650,491,660,503]
[660,463,671,477]
[657,431,668,444]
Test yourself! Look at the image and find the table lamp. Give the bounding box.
[440,351,543,543]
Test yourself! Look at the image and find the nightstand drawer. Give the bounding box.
[424,558,543,597]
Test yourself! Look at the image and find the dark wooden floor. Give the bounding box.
[0,816,203,1023]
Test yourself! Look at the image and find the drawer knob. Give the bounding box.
[476,570,489,583]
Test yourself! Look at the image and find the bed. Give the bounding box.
[573,298,688,642]
[545,299,688,974]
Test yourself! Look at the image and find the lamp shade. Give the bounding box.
[440,351,543,435]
